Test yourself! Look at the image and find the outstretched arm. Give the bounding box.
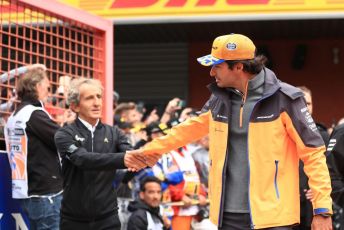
[144,111,210,157]
[55,127,135,170]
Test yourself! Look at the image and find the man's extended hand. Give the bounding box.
[124,150,147,172]
[311,215,332,230]
[144,153,160,167]
[125,149,161,170]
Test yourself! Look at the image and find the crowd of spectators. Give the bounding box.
[112,97,216,230]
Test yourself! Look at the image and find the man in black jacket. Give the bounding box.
[128,176,169,230]
[5,65,63,230]
[326,123,344,228]
[54,78,146,230]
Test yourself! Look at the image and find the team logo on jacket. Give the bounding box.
[301,107,317,132]
[104,138,109,143]
[256,114,274,119]
[75,135,85,142]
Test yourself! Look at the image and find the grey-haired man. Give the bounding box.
[55,78,146,230]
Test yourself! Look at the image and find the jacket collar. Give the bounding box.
[20,98,43,107]
[207,83,229,100]
[128,200,161,216]
[207,67,281,98]
[75,117,103,133]
[261,68,281,97]
[78,117,99,133]
[15,98,43,115]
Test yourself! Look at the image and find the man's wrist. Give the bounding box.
[316,213,331,217]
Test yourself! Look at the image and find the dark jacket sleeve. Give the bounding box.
[332,135,344,176]
[327,125,344,207]
[55,127,126,170]
[127,210,148,230]
[27,110,60,150]
[331,131,344,177]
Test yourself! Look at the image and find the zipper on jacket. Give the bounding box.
[274,160,280,199]
[239,101,244,128]
[219,82,249,227]
[246,139,254,229]
[239,81,249,128]
[91,132,94,152]
[246,90,278,229]
[218,111,231,227]
[214,98,230,227]
[90,131,95,219]
[218,147,230,227]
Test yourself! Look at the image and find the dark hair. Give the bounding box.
[16,68,47,100]
[140,176,161,192]
[225,55,267,75]
[114,102,137,116]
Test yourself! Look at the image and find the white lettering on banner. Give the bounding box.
[10,144,22,152]
[0,213,28,230]
[11,213,28,230]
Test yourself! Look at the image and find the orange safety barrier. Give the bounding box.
[0,0,114,149]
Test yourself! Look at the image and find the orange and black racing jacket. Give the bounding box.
[143,68,332,229]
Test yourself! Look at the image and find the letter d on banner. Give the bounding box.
[12,214,28,230]
[0,151,29,229]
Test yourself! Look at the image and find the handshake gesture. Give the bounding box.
[124,149,160,171]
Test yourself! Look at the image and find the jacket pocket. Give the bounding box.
[274,160,280,199]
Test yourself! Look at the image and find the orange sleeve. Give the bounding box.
[143,111,210,156]
[282,112,332,215]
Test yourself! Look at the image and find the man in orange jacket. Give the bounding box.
[129,34,333,229]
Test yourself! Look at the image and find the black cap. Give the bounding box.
[145,122,168,136]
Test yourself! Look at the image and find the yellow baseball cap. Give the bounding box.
[197,34,256,66]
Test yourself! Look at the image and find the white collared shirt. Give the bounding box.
[78,117,99,138]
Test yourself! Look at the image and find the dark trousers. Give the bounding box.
[60,214,121,230]
[219,212,293,230]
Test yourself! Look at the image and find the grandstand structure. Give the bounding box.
[0,0,113,150]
